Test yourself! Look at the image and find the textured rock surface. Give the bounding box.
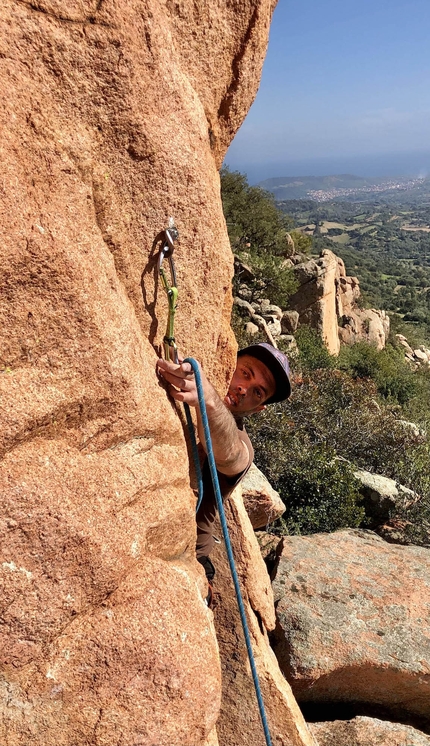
[0,0,276,743]
[286,250,389,354]
[287,250,340,354]
[396,335,430,369]
[272,530,430,726]
[281,310,300,334]
[335,255,389,350]
[354,468,417,526]
[233,296,279,346]
[242,463,286,529]
[338,308,390,350]
[211,486,317,746]
[310,717,430,746]
[256,531,283,564]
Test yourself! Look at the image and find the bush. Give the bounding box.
[244,252,298,308]
[338,341,419,405]
[295,326,336,372]
[245,368,430,543]
[289,229,312,255]
[247,409,364,535]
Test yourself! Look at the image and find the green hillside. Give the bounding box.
[276,195,430,341]
[221,167,430,546]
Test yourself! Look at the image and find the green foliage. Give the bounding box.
[246,368,430,543]
[245,253,298,308]
[221,166,291,255]
[338,341,420,405]
[294,325,336,371]
[247,409,364,536]
[222,166,298,306]
[289,229,312,255]
[389,313,430,351]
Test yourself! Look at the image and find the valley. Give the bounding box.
[269,179,430,344]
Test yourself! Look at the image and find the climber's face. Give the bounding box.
[224,354,276,415]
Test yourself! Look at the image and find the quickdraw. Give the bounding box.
[157,220,204,512]
[158,219,179,363]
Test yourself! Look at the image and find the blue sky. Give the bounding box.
[225,0,430,182]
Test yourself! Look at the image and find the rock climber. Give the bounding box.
[157,342,291,598]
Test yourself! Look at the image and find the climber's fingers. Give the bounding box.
[157,357,195,384]
[157,358,200,406]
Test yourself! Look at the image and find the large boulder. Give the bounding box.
[310,717,430,746]
[242,463,286,529]
[287,252,340,354]
[281,310,300,334]
[338,308,390,350]
[353,468,417,526]
[336,256,389,349]
[272,530,430,727]
[0,1,275,743]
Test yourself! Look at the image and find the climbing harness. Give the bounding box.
[157,224,273,746]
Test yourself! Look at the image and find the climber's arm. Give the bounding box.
[156,358,249,476]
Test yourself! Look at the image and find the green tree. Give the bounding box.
[221,166,292,255]
[338,342,419,405]
[294,326,335,371]
[289,229,312,255]
[221,166,298,305]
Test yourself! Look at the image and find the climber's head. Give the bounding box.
[224,343,291,416]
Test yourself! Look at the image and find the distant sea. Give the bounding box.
[224,151,430,186]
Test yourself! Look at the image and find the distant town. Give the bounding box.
[307,177,426,203]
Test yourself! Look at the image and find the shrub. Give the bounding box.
[246,368,430,543]
[338,341,419,405]
[290,229,312,255]
[247,409,364,535]
[295,326,336,372]
[244,252,298,308]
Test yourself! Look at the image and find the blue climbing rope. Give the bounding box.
[183,400,204,513]
[184,357,273,746]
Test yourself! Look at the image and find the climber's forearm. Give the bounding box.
[156,357,249,476]
[195,387,249,476]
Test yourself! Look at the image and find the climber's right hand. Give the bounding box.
[156,357,201,407]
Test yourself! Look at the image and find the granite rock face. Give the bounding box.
[310,717,430,746]
[287,251,340,354]
[286,250,389,354]
[272,530,430,727]
[0,1,276,743]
